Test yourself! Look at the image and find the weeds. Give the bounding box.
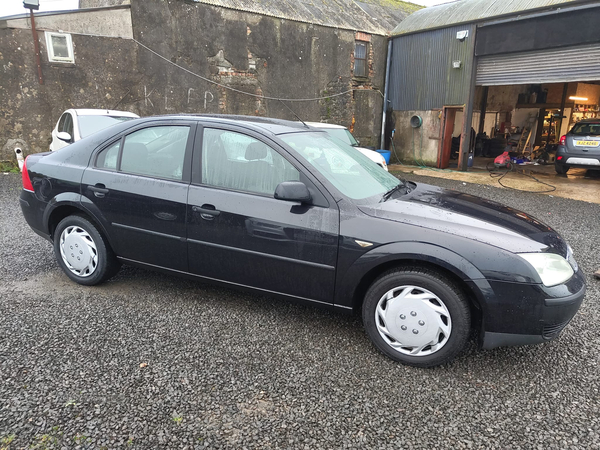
[1,435,16,450]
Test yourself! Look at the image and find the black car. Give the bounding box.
[20,115,585,367]
[555,118,600,174]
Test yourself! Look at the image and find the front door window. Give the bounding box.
[201,128,299,195]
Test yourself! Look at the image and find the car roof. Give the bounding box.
[573,118,600,124]
[304,121,347,130]
[71,109,140,118]
[154,114,323,136]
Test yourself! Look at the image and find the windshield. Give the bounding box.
[570,122,600,136]
[78,115,135,138]
[281,132,401,203]
[322,128,359,146]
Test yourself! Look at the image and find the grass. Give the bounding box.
[0,161,19,173]
[27,427,63,450]
[1,435,16,450]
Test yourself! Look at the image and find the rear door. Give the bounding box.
[186,125,339,304]
[81,120,195,271]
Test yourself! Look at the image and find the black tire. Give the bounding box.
[53,215,120,286]
[555,163,569,174]
[362,268,471,368]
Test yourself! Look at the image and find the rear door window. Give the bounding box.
[120,126,190,181]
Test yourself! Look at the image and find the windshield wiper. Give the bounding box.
[381,183,407,202]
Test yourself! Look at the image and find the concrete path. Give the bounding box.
[390,162,600,204]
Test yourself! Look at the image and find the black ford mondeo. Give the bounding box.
[20,115,585,367]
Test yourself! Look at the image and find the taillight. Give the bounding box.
[22,156,34,192]
[559,135,566,145]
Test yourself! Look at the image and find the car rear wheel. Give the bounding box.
[555,163,569,174]
[53,215,120,286]
[362,268,471,367]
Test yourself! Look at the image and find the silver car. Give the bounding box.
[555,119,600,174]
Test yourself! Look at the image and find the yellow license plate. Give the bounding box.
[575,140,600,146]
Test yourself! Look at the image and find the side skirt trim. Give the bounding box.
[117,256,335,308]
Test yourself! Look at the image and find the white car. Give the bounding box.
[305,122,389,171]
[50,109,139,151]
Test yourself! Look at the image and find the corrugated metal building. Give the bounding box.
[386,0,600,170]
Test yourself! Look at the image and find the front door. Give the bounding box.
[186,126,339,304]
[81,121,195,272]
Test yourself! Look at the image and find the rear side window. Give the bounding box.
[96,141,121,170]
[63,113,74,137]
[571,122,600,136]
[57,113,68,132]
[120,126,190,181]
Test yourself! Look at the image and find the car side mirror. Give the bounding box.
[274,181,311,203]
[57,131,72,143]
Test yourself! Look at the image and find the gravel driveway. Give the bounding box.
[1,172,598,449]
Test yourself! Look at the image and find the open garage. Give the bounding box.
[386,0,600,179]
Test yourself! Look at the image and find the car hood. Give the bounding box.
[358,183,568,255]
[355,146,385,162]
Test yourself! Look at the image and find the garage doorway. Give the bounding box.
[439,106,463,169]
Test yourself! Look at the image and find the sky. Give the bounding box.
[0,0,457,19]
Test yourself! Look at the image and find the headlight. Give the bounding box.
[518,253,574,287]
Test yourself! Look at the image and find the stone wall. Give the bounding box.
[129,0,386,146]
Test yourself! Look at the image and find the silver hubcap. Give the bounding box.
[59,225,98,277]
[375,285,452,356]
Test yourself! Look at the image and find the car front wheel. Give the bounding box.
[53,215,120,286]
[362,268,471,367]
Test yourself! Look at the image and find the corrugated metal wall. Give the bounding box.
[389,24,477,111]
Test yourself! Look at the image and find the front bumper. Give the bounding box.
[476,269,586,349]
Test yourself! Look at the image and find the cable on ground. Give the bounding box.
[486,161,556,193]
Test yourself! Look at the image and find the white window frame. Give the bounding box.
[45,31,74,63]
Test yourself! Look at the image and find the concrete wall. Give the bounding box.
[79,0,130,7]
[391,110,441,166]
[1,0,387,165]
[0,28,142,161]
[2,7,133,39]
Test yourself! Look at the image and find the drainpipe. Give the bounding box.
[380,39,392,149]
[29,8,44,85]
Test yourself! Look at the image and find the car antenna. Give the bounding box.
[278,99,309,128]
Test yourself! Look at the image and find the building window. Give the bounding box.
[45,32,74,63]
[354,41,368,78]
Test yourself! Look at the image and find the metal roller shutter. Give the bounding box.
[476,43,600,86]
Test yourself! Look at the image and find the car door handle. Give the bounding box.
[88,184,109,198]
[192,204,221,220]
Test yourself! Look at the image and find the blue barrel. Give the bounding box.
[376,149,391,164]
